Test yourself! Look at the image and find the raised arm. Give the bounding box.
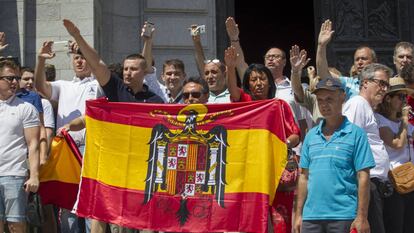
[316,19,334,80]
[224,46,240,102]
[0,32,9,54]
[350,168,371,233]
[290,45,311,103]
[62,19,111,86]
[141,21,155,74]
[190,25,207,78]
[226,17,248,80]
[34,41,55,99]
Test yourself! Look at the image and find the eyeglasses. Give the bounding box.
[183,92,202,99]
[390,93,407,101]
[369,78,390,89]
[204,59,220,64]
[264,54,284,60]
[0,76,21,82]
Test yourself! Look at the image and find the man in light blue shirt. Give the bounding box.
[294,77,375,233]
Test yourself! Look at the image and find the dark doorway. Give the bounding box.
[235,1,316,77]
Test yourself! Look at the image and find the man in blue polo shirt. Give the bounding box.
[294,77,375,233]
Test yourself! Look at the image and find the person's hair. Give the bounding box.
[204,60,226,73]
[0,59,19,73]
[376,92,403,118]
[393,42,414,57]
[183,76,209,94]
[265,46,286,59]
[359,63,393,89]
[242,63,276,99]
[163,59,185,74]
[123,53,147,69]
[108,62,123,79]
[20,66,34,75]
[355,46,377,62]
[400,63,414,85]
[45,63,56,82]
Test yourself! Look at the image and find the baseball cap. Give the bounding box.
[312,76,344,94]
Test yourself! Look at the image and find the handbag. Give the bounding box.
[278,149,299,192]
[27,192,45,227]
[388,135,414,194]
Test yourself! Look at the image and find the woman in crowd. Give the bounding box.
[225,46,300,233]
[375,76,414,233]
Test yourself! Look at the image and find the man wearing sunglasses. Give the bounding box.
[0,60,41,233]
[182,76,209,104]
[343,63,393,233]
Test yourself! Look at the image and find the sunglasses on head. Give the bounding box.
[204,59,220,64]
[0,76,21,82]
[183,91,202,99]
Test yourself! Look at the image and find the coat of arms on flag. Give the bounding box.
[145,105,229,225]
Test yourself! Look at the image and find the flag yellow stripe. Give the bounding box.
[83,116,286,199]
[40,138,81,184]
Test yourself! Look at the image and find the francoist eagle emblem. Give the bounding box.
[144,104,231,225]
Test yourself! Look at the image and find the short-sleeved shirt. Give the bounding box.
[376,113,414,167]
[343,95,390,180]
[300,117,375,220]
[208,89,231,103]
[339,76,360,100]
[102,73,164,103]
[275,77,305,121]
[296,89,323,125]
[41,98,55,129]
[50,76,104,145]
[0,95,40,176]
[143,67,168,102]
[16,88,43,113]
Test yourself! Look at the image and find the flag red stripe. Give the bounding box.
[38,181,79,210]
[76,177,269,232]
[86,98,288,141]
[62,129,82,165]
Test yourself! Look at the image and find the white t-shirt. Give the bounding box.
[375,113,414,167]
[0,95,40,176]
[144,67,167,103]
[41,98,55,129]
[343,95,390,180]
[51,76,103,145]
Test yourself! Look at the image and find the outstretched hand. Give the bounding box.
[38,41,56,60]
[318,19,334,46]
[141,21,155,39]
[0,32,9,52]
[224,46,238,68]
[290,45,311,73]
[63,19,80,37]
[225,17,239,41]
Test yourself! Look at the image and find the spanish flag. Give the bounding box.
[38,130,82,210]
[76,98,289,232]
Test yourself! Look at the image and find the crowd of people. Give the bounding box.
[0,16,413,233]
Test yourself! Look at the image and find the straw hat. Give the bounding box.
[387,76,414,94]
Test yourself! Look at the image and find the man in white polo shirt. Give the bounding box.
[34,41,103,233]
[0,60,40,233]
